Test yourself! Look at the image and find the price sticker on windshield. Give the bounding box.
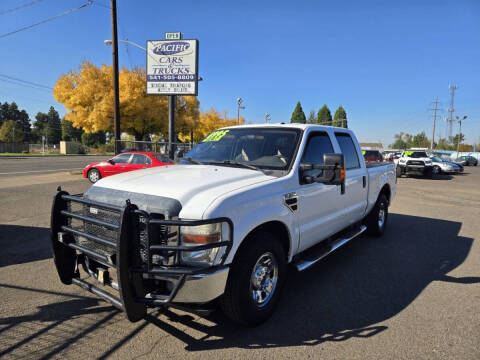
[202,130,230,142]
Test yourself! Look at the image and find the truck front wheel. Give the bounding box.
[220,232,286,325]
[365,193,388,237]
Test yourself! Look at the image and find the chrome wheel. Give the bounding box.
[250,252,278,307]
[88,169,100,183]
[378,205,386,229]
[433,166,440,175]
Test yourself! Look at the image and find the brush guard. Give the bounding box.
[50,188,233,322]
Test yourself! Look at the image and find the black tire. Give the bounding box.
[432,165,441,176]
[220,231,286,326]
[87,168,101,183]
[365,193,388,237]
[424,167,433,179]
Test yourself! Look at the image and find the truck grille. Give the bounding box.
[406,160,424,166]
[67,202,174,265]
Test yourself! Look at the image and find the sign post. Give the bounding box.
[146,33,198,159]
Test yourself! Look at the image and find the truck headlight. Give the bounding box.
[425,160,432,165]
[180,222,227,266]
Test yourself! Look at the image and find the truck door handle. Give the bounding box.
[362,176,366,188]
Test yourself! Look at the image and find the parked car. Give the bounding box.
[83,151,174,183]
[51,124,396,325]
[454,155,478,166]
[362,149,383,163]
[395,150,433,178]
[430,156,463,174]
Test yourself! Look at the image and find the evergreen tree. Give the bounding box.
[81,131,106,147]
[306,110,316,124]
[333,105,348,128]
[317,105,332,125]
[32,106,62,144]
[0,102,31,141]
[290,101,306,123]
[61,118,84,141]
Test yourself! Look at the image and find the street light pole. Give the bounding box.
[265,112,271,123]
[237,98,245,124]
[110,0,121,154]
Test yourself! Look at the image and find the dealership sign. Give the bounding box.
[146,39,198,95]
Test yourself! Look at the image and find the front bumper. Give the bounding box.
[167,266,229,303]
[50,189,233,322]
[399,164,431,173]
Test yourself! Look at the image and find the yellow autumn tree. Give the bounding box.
[178,108,243,142]
[53,61,169,140]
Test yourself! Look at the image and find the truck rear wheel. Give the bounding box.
[365,193,388,237]
[220,232,286,325]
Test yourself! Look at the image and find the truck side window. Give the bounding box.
[335,133,360,169]
[301,132,334,179]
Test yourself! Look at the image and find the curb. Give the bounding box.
[69,170,83,175]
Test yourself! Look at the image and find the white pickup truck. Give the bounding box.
[50,124,396,325]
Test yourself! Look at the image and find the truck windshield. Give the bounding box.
[408,151,428,158]
[182,127,301,170]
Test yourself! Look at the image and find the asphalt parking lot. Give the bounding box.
[0,158,479,359]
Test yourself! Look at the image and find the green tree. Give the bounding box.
[82,131,106,147]
[410,132,430,148]
[0,102,31,141]
[333,105,348,128]
[61,118,84,141]
[450,133,465,148]
[32,106,62,144]
[317,105,332,125]
[391,132,408,149]
[436,138,452,150]
[0,120,24,142]
[306,110,316,124]
[290,101,306,123]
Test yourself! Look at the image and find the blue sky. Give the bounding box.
[0,0,479,145]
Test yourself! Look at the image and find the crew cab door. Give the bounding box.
[296,131,345,252]
[334,132,368,224]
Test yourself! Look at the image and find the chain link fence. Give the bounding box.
[115,140,195,157]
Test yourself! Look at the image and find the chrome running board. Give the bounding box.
[294,225,367,272]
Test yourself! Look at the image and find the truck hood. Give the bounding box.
[86,164,275,218]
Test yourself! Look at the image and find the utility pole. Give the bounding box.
[430,96,440,150]
[455,115,467,153]
[111,0,121,154]
[265,113,271,123]
[168,96,176,159]
[447,84,458,140]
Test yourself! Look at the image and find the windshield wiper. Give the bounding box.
[208,160,272,174]
[182,157,204,165]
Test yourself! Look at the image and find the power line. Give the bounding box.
[0,1,93,40]
[0,0,45,15]
[0,74,53,90]
[0,78,53,92]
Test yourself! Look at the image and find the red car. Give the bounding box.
[83,151,173,183]
[362,149,383,163]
